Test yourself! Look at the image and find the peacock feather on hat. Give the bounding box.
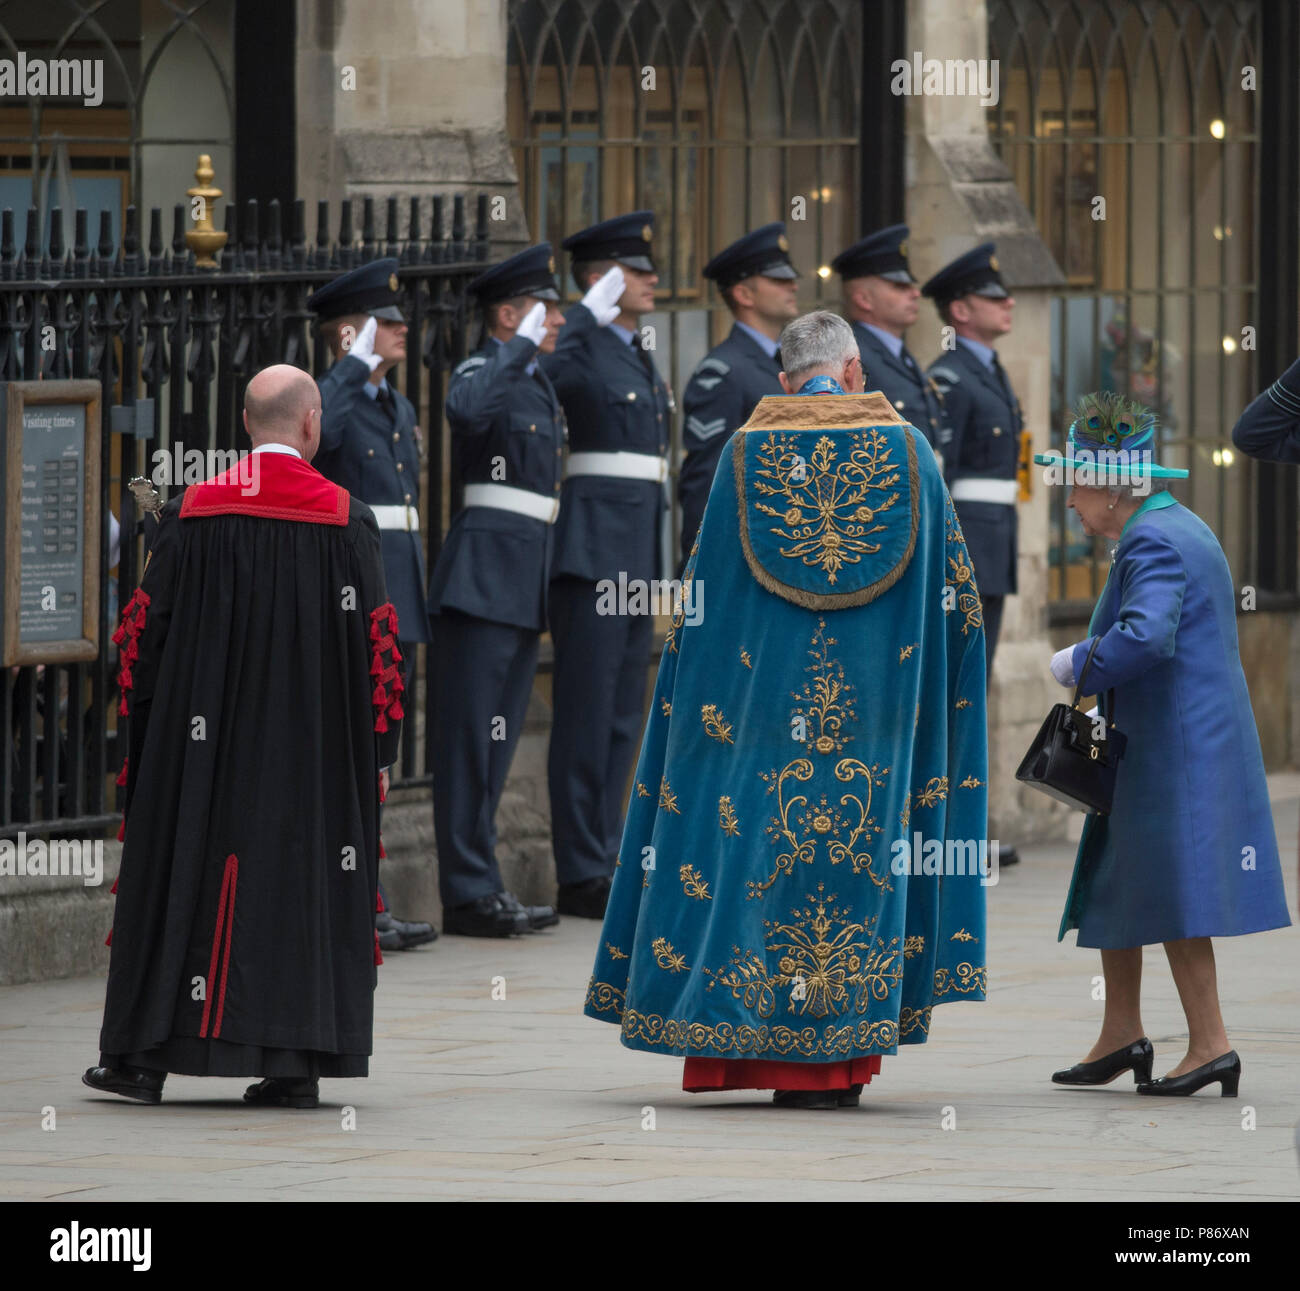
[1069,391,1156,449]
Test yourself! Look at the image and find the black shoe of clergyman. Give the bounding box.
[375,909,439,951]
[82,1065,165,1104]
[772,1088,844,1110]
[1137,1051,1241,1098]
[243,1077,320,1109]
[443,892,531,938]
[1052,1037,1154,1087]
[498,890,559,931]
[557,876,612,919]
[839,1083,865,1107]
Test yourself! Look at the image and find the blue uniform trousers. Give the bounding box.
[432,610,540,909]
[548,576,653,885]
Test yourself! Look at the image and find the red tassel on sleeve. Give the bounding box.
[367,602,405,734]
[373,929,384,966]
[113,589,151,718]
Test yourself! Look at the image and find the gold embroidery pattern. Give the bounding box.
[619,1011,898,1058]
[659,777,681,813]
[661,699,672,716]
[900,1006,932,1037]
[933,962,987,997]
[945,497,984,635]
[606,943,629,960]
[955,697,971,709]
[959,775,984,789]
[664,571,694,654]
[680,864,712,901]
[753,759,817,896]
[652,937,689,973]
[903,935,925,959]
[701,703,734,745]
[705,883,902,1020]
[793,618,856,756]
[951,929,976,943]
[719,795,740,837]
[913,776,949,810]
[585,977,626,1016]
[740,649,752,669]
[751,430,903,584]
[733,424,921,612]
[899,642,917,663]
[636,782,650,798]
[899,800,911,831]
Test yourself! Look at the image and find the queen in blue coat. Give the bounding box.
[1036,394,1290,1099]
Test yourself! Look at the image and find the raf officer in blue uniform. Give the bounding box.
[430,246,564,937]
[542,212,672,920]
[1232,356,1300,462]
[677,223,798,565]
[834,224,950,466]
[923,243,1022,672]
[311,258,437,949]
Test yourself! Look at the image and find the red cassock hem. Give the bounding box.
[682,1055,883,1092]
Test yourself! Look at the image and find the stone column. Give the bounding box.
[295,0,526,241]
[905,0,1071,847]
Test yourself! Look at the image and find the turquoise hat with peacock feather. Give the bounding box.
[1033,391,1188,481]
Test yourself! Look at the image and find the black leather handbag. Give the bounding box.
[1015,638,1127,815]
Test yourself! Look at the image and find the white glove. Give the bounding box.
[344,315,382,371]
[1050,646,1076,687]
[517,301,547,347]
[1085,706,1099,719]
[581,265,626,326]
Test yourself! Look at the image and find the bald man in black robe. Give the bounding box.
[83,365,401,1108]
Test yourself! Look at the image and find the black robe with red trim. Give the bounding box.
[98,451,403,1079]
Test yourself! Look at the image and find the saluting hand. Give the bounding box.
[345,316,383,372]
[517,301,548,346]
[582,265,626,326]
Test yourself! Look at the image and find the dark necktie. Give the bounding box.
[991,354,1014,405]
[773,347,783,371]
[901,346,920,376]
[375,384,394,419]
[630,336,657,384]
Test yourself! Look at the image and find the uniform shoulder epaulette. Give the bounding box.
[453,355,488,379]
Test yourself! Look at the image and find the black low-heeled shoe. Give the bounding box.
[773,1088,843,1109]
[1137,1050,1240,1098]
[82,1065,165,1104]
[1051,1037,1154,1086]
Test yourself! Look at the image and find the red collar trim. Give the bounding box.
[180,453,350,525]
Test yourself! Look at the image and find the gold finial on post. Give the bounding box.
[185,153,227,268]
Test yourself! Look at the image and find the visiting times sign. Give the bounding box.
[1,381,101,666]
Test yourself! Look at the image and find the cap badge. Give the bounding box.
[777,234,789,252]
[988,254,999,273]
[388,273,399,292]
[641,224,653,242]
[898,239,908,258]
[548,255,556,273]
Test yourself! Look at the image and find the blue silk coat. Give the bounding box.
[585,385,990,1062]
[1059,495,1291,947]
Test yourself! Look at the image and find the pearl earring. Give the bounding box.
[1107,500,1116,509]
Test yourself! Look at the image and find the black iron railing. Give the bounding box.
[1,192,492,837]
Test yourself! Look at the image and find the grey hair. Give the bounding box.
[778,310,858,385]
[1108,477,1170,501]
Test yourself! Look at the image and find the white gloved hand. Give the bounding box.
[1085,706,1099,719]
[344,315,382,371]
[517,300,547,347]
[581,265,626,326]
[1050,646,1076,687]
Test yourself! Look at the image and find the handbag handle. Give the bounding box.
[1071,636,1118,729]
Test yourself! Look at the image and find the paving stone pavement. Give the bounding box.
[1,791,1297,1202]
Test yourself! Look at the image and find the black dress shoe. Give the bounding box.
[557,876,612,919]
[375,909,439,950]
[82,1065,165,1104]
[1137,1051,1240,1098]
[243,1077,320,1108]
[839,1083,865,1107]
[1052,1037,1153,1086]
[772,1088,844,1109]
[498,890,559,931]
[442,892,530,937]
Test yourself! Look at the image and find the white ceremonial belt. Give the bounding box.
[950,478,1019,505]
[463,483,560,525]
[370,503,420,532]
[566,451,668,484]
